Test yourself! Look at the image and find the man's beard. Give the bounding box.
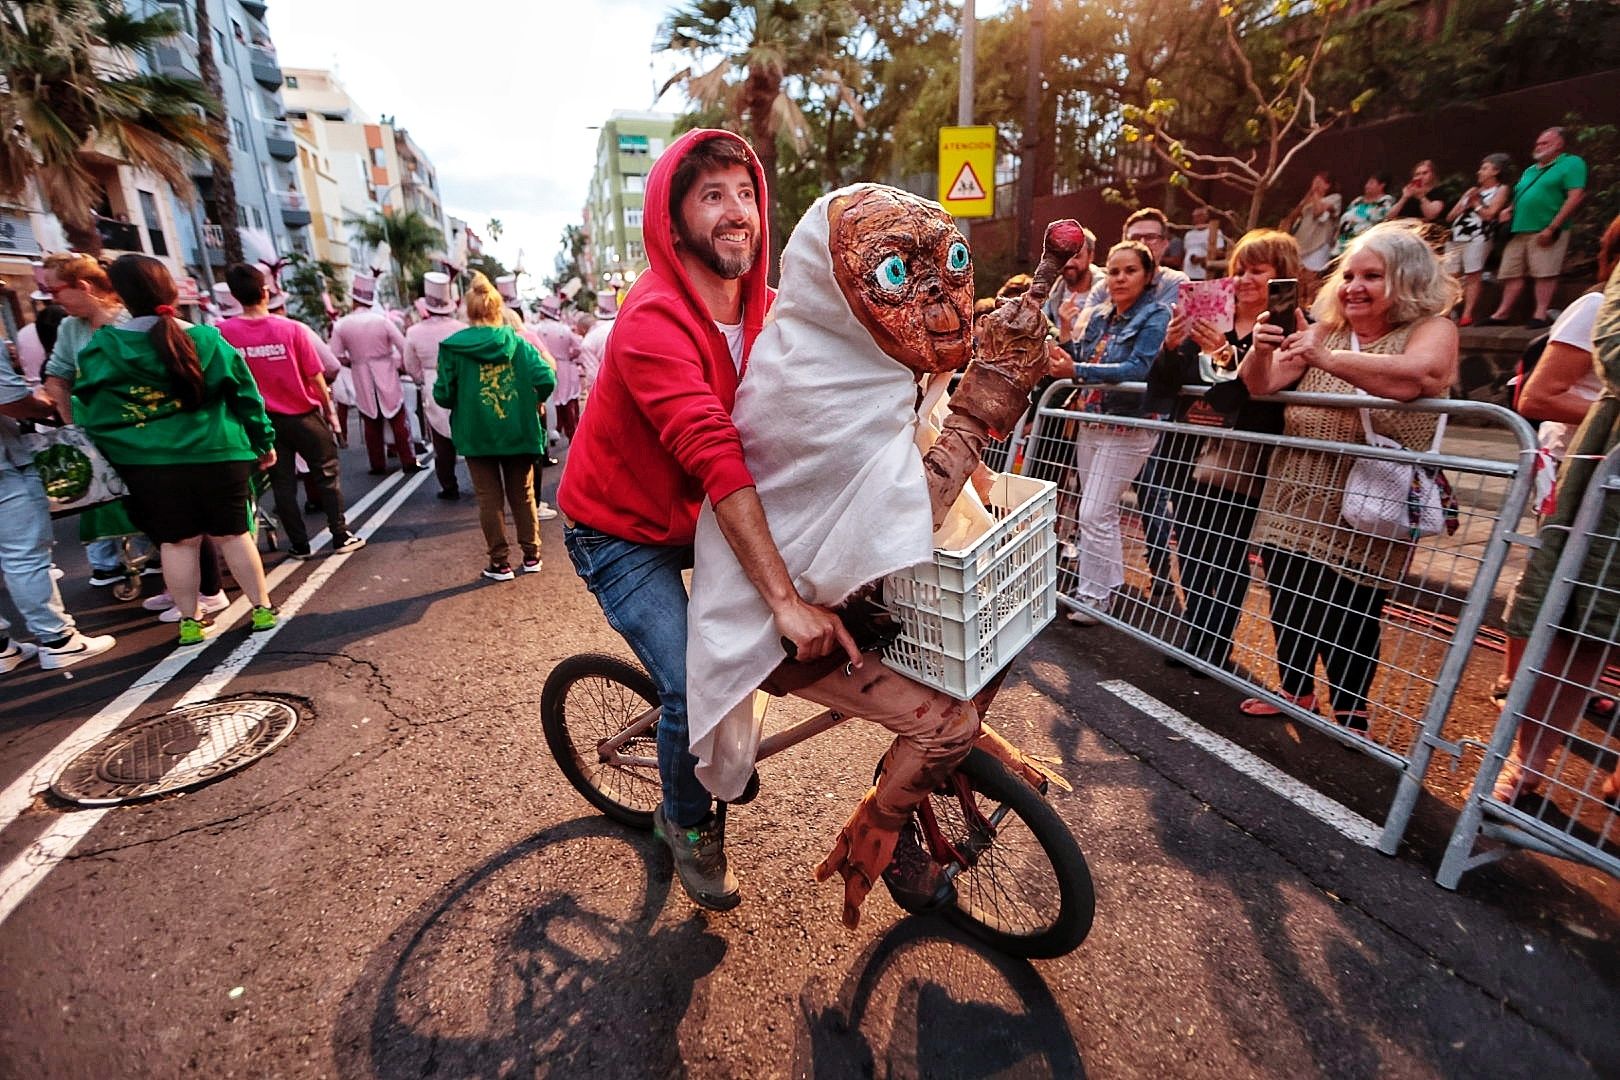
[677,218,758,280]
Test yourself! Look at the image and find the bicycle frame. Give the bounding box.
[593,701,851,771]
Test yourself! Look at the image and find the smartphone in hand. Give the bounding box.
[1266,278,1299,330]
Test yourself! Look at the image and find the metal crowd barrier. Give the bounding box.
[997,381,1541,856]
[1438,445,1620,888]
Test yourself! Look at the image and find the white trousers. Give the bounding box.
[1072,424,1159,603]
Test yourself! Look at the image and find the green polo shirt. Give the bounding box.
[1511,154,1587,234]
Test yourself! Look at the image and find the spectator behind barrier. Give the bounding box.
[1237,220,1460,734]
[1152,229,1303,678]
[1334,173,1395,257]
[1279,171,1341,294]
[1445,153,1514,326]
[1496,255,1620,807]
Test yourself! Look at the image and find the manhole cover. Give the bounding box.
[52,697,300,806]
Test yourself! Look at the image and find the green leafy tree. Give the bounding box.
[0,0,219,254]
[283,253,346,335]
[658,0,866,264]
[486,217,504,243]
[345,207,444,303]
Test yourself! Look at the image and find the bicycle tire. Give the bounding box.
[540,653,663,830]
[916,747,1094,959]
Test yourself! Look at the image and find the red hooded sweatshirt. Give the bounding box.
[557,129,773,545]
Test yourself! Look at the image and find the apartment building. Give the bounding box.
[582,111,676,286]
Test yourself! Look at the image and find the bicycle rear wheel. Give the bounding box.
[918,748,1094,959]
[540,653,663,830]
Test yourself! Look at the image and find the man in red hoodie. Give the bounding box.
[559,130,857,911]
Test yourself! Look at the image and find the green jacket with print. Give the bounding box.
[433,325,556,457]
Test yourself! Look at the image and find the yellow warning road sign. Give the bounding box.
[938,125,995,219]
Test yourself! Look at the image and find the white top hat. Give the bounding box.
[256,260,286,310]
[351,273,377,306]
[422,270,455,315]
[538,293,565,320]
[595,290,619,319]
[212,281,244,318]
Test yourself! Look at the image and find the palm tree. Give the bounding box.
[657,0,864,256]
[346,207,444,302]
[486,218,504,243]
[193,0,243,264]
[0,0,220,254]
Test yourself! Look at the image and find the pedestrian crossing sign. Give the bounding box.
[938,126,996,218]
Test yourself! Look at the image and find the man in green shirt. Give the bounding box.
[1488,126,1587,328]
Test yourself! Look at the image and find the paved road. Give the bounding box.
[1,441,1617,1079]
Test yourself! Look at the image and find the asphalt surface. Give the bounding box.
[1,438,1617,1079]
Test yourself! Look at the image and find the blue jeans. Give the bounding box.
[564,524,711,827]
[0,465,73,642]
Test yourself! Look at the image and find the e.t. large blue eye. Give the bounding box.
[874,254,907,292]
[946,241,969,272]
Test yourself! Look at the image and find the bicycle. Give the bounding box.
[540,652,1095,959]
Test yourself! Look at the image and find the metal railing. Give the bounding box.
[996,381,1541,855]
[1438,445,1620,888]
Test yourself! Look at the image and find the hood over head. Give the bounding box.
[438,324,522,365]
[634,128,771,342]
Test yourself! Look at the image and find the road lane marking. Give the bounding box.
[1100,680,1381,848]
[0,468,434,926]
[0,472,407,836]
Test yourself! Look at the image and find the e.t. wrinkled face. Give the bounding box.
[827,186,974,374]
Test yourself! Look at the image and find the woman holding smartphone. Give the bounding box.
[1152,229,1302,677]
[1048,239,1172,624]
[1237,221,1459,734]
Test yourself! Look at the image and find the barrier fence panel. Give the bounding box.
[1006,382,1539,854]
[1437,445,1620,888]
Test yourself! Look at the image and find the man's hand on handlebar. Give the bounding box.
[775,595,862,668]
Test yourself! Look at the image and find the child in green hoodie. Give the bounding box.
[434,273,555,579]
[74,255,279,644]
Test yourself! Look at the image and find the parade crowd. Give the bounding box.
[1,119,1616,915]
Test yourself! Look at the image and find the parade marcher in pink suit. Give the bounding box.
[535,293,583,440]
[329,274,416,475]
[404,272,468,499]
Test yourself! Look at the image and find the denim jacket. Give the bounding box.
[1061,291,1172,417]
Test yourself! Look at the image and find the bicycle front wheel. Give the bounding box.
[926,748,1095,959]
[540,653,663,830]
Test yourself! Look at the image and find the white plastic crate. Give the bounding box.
[881,473,1058,698]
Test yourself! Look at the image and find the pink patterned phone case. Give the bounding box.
[1178,279,1236,336]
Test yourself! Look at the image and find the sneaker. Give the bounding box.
[436,488,460,501]
[521,556,542,574]
[177,616,213,646]
[1059,540,1079,562]
[536,501,559,522]
[287,546,315,561]
[39,631,117,669]
[250,605,278,633]
[330,534,367,555]
[142,591,177,613]
[159,591,230,624]
[1,640,40,674]
[88,568,126,587]
[481,564,515,582]
[652,805,741,911]
[1066,597,1110,626]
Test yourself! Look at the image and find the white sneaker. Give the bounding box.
[159,591,230,623]
[142,591,176,612]
[1066,598,1110,626]
[39,632,116,670]
[536,501,559,521]
[1,640,40,674]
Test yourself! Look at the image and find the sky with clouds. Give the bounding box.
[266,0,687,285]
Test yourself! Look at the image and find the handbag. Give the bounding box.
[20,422,128,516]
[1339,332,1457,540]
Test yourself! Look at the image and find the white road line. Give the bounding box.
[0,468,434,927]
[0,471,406,836]
[1100,679,1381,848]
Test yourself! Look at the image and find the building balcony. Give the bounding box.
[240,0,268,17]
[152,39,200,80]
[249,45,282,89]
[278,191,312,227]
[264,121,296,161]
[96,216,144,253]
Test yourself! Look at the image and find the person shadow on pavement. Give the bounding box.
[333,816,726,1079]
[791,917,1084,1079]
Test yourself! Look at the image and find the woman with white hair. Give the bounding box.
[1237,221,1461,734]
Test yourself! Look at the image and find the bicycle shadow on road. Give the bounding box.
[790,917,1085,1079]
[333,816,727,1079]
